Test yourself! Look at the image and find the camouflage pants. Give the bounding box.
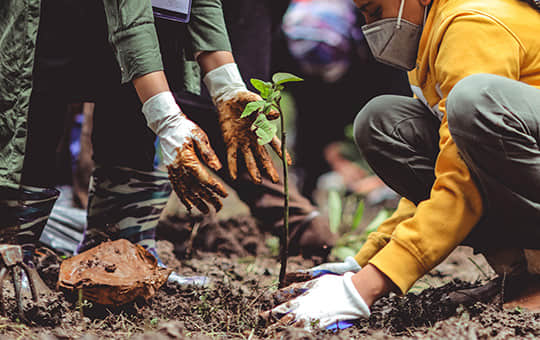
[0,186,59,261]
[77,166,171,263]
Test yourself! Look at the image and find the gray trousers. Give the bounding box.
[354,74,540,251]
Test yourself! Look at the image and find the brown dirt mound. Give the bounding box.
[157,214,269,259]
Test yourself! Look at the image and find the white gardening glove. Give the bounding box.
[142,91,227,214]
[203,63,290,184]
[285,256,361,285]
[262,272,370,331]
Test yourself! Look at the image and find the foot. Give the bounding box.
[445,273,540,313]
[503,274,540,312]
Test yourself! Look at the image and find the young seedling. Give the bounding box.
[241,72,303,288]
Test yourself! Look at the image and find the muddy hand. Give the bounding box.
[204,63,291,184]
[166,134,227,214]
[284,256,362,286]
[261,273,370,331]
[142,92,228,214]
[0,245,49,321]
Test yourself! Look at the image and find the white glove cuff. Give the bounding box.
[203,63,247,104]
[344,256,362,272]
[343,272,371,317]
[141,91,182,135]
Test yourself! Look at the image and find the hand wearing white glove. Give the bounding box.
[285,256,362,285]
[203,63,290,184]
[262,272,370,331]
[142,91,227,214]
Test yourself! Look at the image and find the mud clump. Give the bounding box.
[283,271,313,286]
[58,239,171,306]
[24,292,69,327]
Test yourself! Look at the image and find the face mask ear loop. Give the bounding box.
[396,0,406,29]
[423,5,428,26]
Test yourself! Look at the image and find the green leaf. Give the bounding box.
[351,199,365,231]
[269,90,281,103]
[250,78,273,98]
[365,209,391,234]
[252,114,277,145]
[328,190,342,233]
[266,236,280,257]
[240,100,265,118]
[272,72,303,85]
[263,102,275,115]
[331,246,357,261]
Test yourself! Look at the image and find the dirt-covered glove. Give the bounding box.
[203,63,291,184]
[142,91,228,214]
[285,256,362,285]
[262,272,370,331]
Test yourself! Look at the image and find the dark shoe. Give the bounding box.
[503,273,540,312]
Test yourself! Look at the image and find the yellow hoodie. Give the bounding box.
[355,0,540,293]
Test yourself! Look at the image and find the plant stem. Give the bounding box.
[277,100,289,288]
[78,288,84,317]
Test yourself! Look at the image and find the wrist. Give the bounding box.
[141,91,183,135]
[203,63,247,104]
[351,264,397,307]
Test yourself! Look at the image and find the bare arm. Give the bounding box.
[132,71,171,104]
[195,50,235,74]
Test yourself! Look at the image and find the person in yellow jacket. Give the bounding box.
[263,0,540,330]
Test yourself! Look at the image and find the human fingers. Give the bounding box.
[183,152,228,198]
[272,281,313,304]
[226,144,238,180]
[168,166,210,214]
[242,145,262,184]
[167,164,195,212]
[182,188,210,214]
[192,129,222,171]
[270,136,292,165]
[193,183,224,212]
[254,143,280,183]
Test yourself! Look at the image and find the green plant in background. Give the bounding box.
[242,72,303,288]
[327,190,343,233]
[327,188,394,261]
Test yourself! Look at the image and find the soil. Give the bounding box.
[0,214,538,339]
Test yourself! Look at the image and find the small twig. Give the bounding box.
[186,221,201,258]
[77,289,84,318]
[499,272,506,309]
[247,287,271,308]
[247,328,255,340]
[468,257,490,280]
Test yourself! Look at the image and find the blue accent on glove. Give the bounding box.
[311,269,340,278]
[325,319,355,331]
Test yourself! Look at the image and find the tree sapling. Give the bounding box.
[241,72,303,287]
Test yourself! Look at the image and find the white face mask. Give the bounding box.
[361,0,427,71]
